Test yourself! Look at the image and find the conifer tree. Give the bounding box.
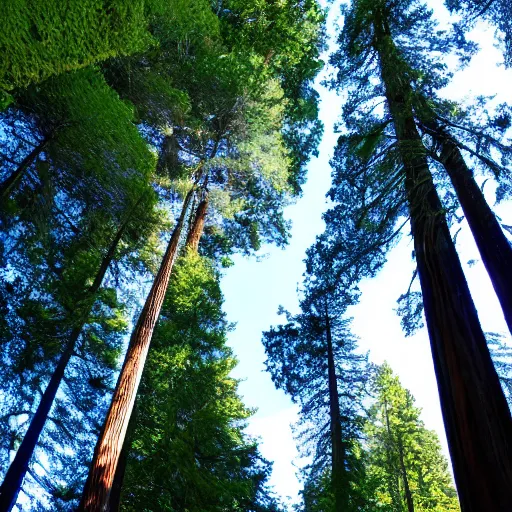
[263,250,370,512]
[326,1,512,508]
[366,364,460,512]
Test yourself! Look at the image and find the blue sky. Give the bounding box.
[221,0,512,505]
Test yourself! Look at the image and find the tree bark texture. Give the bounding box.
[79,187,195,511]
[0,202,134,512]
[185,193,208,252]
[426,121,512,336]
[374,16,512,512]
[325,308,347,512]
[106,407,137,512]
[106,193,208,511]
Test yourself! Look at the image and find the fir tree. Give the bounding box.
[263,248,370,512]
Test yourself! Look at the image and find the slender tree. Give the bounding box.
[263,265,369,511]
[79,184,196,510]
[0,63,163,510]
[327,1,512,509]
[366,364,460,512]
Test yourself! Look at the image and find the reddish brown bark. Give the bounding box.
[106,408,137,512]
[79,187,195,511]
[185,194,208,252]
[374,13,512,511]
[101,194,208,512]
[426,122,512,336]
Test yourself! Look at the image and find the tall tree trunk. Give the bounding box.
[325,306,346,512]
[397,439,414,512]
[0,204,134,512]
[0,136,51,204]
[106,195,209,510]
[425,120,512,335]
[374,15,512,512]
[107,406,138,512]
[383,401,404,512]
[79,187,195,511]
[184,194,208,252]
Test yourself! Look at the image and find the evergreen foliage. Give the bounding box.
[1,1,511,511]
[0,0,152,92]
[446,0,512,66]
[365,364,460,512]
[121,251,283,511]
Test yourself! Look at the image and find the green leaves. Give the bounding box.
[121,252,279,511]
[365,364,461,511]
[0,0,154,91]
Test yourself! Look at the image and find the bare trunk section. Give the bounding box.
[106,435,128,512]
[105,193,209,510]
[325,307,346,512]
[426,121,512,335]
[79,187,195,511]
[0,203,135,512]
[0,137,50,204]
[374,15,512,512]
[185,193,208,252]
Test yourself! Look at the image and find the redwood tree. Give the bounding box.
[79,185,195,510]
[328,0,512,509]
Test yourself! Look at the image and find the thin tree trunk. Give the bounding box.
[184,193,208,252]
[0,205,134,512]
[397,439,414,512]
[426,121,512,335]
[325,306,346,512]
[374,15,512,512]
[383,401,404,512]
[79,186,195,511]
[0,137,50,204]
